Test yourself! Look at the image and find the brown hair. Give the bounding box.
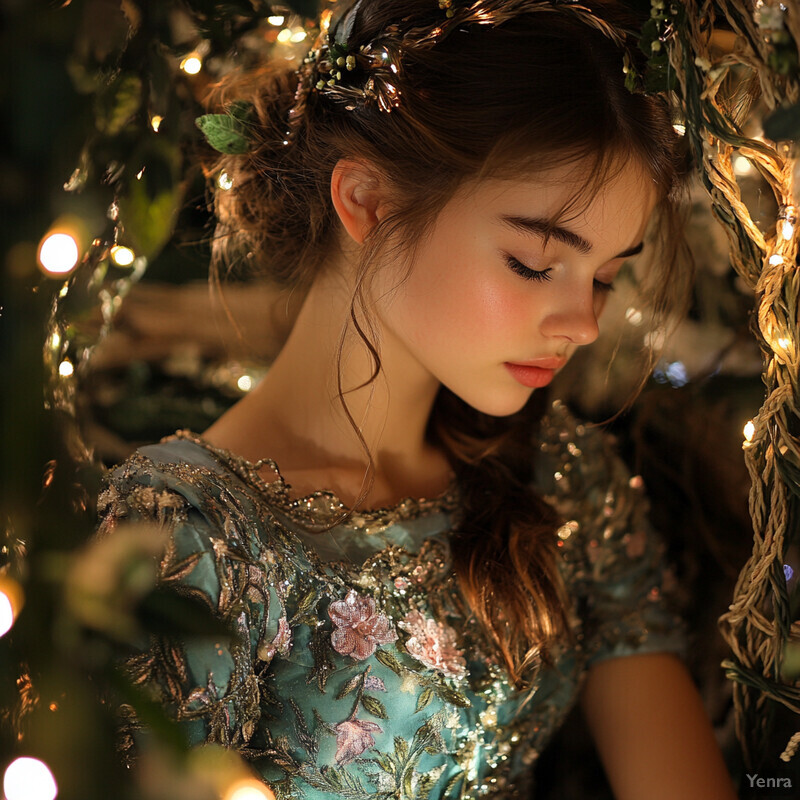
[203,0,692,688]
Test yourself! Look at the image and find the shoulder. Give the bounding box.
[96,433,304,571]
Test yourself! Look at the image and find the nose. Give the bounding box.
[539,289,601,346]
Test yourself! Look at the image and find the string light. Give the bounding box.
[218,171,234,191]
[625,307,644,326]
[780,219,794,239]
[58,360,74,378]
[110,245,135,267]
[277,28,293,43]
[744,420,756,443]
[290,29,308,43]
[267,15,285,25]
[38,232,79,276]
[768,254,784,266]
[180,53,203,74]
[672,123,686,136]
[778,337,792,349]
[0,578,23,638]
[223,778,275,800]
[0,593,13,637]
[150,115,163,132]
[3,757,58,800]
[237,375,253,392]
[733,154,752,176]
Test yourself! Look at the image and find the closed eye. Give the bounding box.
[504,255,552,283]
[506,254,616,294]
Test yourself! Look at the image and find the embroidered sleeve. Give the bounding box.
[96,451,292,759]
[575,441,689,669]
[537,403,689,670]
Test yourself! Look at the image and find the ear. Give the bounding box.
[330,159,389,244]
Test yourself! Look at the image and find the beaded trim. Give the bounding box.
[163,429,461,534]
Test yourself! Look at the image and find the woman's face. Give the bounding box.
[370,157,658,417]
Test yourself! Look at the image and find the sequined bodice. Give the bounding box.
[96,402,687,800]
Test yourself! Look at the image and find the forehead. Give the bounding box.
[452,157,657,250]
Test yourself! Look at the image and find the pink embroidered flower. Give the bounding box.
[398,610,467,678]
[328,589,398,660]
[334,718,383,765]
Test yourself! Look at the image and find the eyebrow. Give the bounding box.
[499,214,645,259]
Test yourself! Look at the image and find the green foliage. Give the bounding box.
[195,101,256,155]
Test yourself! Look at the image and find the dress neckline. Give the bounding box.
[163,429,461,536]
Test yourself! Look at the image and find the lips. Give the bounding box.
[503,357,567,389]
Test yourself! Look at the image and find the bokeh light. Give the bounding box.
[237,375,253,392]
[223,778,275,800]
[277,28,293,43]
[151,115,163,132]
[58,360,74,378]
[0,592,14,637]
[180,53,202,74]
[38,232,79,276]
[218,171,234,191]
[267,15,284,25]
[3,757,58,800]
[110,245,135,267]
[743,420,755,443]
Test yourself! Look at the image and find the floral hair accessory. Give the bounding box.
[281,0,650,142]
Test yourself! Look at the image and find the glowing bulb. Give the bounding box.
[237,375,253,392]
[110,245,135,267]
[780,220,794,239]
[180,54,202,74]
[778,337,791,349]
[38,232,79,276]
[151,115,163,132]
[267,15,285,25]
[672,123,686,136]
[224,778,275,800]
[769,254,783,266]
[3,757,58,800]
[743,420,755,442]
[625,307,643,326]
[136,167,145,180]
[290,29,307,43]
[218,171,234,191]
[58,360,74,377]
[732,155,752,176]
[277,28,293,43]
[0,592,13,637]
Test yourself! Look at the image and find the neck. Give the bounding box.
[242,260,444,490]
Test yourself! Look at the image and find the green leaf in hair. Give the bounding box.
[195,100,255,154]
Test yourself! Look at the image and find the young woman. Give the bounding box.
[97,1,739,797]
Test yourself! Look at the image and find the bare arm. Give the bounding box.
[579,652,738,800]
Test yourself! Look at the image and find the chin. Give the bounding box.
[453,385,532,419]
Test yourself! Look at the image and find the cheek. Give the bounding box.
[391,257,532,356]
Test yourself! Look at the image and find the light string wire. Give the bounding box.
[661,0,800,770]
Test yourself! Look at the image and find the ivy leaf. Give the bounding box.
[95,73,142,136]
[195,101,255,154]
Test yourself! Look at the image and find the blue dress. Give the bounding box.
[96,400,688,799]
